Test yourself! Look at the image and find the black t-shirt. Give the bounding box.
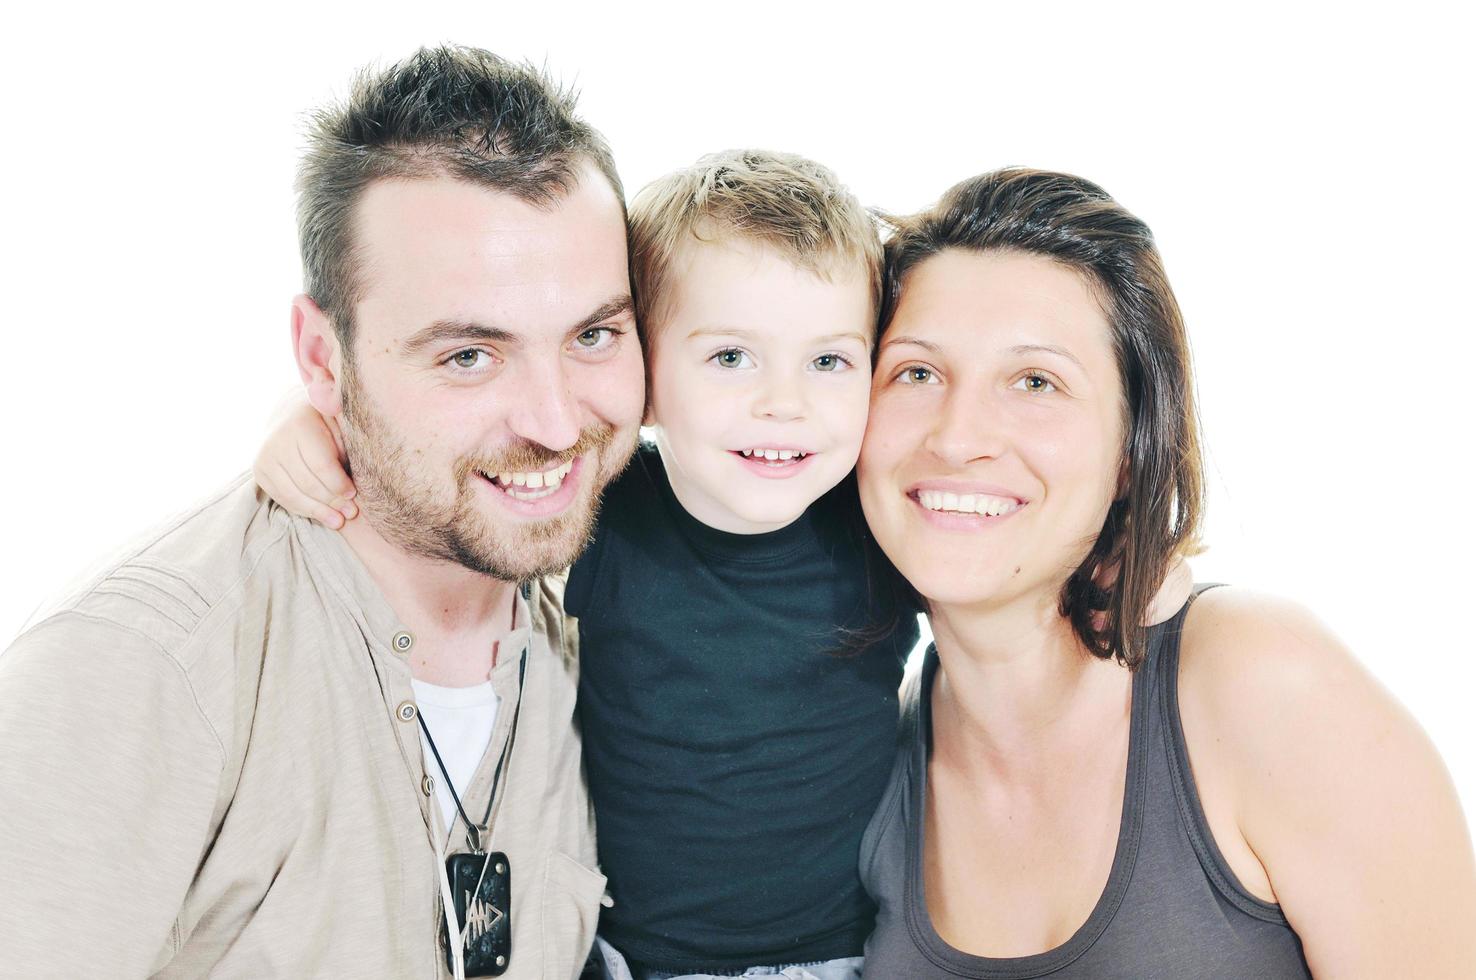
[565,447,916,973]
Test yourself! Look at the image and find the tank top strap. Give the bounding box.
[1147,583,1292,924]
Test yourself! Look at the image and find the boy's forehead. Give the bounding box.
[653,234,875,339]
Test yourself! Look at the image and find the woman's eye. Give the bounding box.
[1013,373,1057,394]
[575,327,617,350]
[894,365,938,385]
[712,348,753,369]
[811,353,851,373]
[448,349,489,370]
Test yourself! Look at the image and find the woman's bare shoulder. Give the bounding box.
[1175,587,1476,975]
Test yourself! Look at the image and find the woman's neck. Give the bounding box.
[928,591,1131,783]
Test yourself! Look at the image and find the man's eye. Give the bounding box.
[575,327,618,350]
[812,353,851,373]
[894,365,938,385]
[448,349,489,370]
[712,348,753,369]
[1013,373,1057,394]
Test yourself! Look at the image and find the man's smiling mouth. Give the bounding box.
[481,460,574,501]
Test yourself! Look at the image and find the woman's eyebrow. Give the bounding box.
[878,336,941,354]
[1008,343,1084,368]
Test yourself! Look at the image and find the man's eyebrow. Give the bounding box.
[400,321,517,356]
[398,294,634,356]
[1008,343,1084,368]
[568,294,634,337]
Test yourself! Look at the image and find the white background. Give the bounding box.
[4,3,1472,825]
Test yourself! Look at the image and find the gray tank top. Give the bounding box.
[859,591,1312,978]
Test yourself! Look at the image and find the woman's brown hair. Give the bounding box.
[881,168,1204,668]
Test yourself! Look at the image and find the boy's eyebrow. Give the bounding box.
[399,294,634,355]
[687,326,871,344]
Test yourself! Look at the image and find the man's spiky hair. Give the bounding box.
[296,45,623,346]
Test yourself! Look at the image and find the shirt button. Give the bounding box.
[422,775,435,796]
[396,701,417,722]
[392,630,414,652]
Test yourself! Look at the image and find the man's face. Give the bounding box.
[331,167,643,580]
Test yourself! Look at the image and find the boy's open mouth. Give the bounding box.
[733,448,810,463]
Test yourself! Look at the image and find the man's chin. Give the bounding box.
[446,508,597,581]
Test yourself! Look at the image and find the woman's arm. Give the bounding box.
[1179,588,1476,977]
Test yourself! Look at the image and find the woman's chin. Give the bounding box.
[903,565,1027,611]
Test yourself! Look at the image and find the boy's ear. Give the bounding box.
[292,294,344,419]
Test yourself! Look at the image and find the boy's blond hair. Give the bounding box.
[628,149,882,339]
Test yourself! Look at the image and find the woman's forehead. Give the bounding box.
[884,250,1111,357]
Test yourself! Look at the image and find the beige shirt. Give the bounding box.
[0,476,604,979]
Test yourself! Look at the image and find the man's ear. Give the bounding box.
[292,294,344,419]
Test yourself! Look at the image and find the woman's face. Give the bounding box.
[858,249,1126,612]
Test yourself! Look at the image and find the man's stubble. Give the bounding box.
[338,366,637,581]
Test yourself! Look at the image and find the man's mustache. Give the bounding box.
[461,423,617,477]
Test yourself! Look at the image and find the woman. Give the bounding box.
[856,169,1476,977]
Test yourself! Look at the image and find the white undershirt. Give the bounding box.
[413,677,501,841]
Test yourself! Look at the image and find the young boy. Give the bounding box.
[257,150,917,979]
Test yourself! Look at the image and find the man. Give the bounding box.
[0,46,643,978]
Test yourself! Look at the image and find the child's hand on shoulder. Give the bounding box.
[253,395,358,529]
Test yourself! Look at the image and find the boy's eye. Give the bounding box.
[1012,372,1057,394]
[894,365,938,385]
[712,348,753,369]
[812,353,851,373]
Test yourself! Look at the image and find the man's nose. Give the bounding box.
[506,358,582,452]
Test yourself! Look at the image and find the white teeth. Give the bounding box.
[917,491,1021,516]
[739,448,807,461]
[490,460,575,499]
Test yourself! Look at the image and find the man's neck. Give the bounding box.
[339,516,519,686]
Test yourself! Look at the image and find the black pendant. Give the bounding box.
[445,851,511,977]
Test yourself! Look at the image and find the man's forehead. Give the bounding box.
[351,173,629,335]
[356,174,624,259]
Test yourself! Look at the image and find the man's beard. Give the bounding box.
[338,372,636,581]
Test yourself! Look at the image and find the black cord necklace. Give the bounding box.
[417,642,527,852]
[418,643,527,977]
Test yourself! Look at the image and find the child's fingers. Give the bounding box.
[296,443,358,521]
[269,461,346,530]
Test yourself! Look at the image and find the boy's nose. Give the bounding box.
[752,374,807,422]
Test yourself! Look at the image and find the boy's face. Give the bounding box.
[645,237,873,533]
